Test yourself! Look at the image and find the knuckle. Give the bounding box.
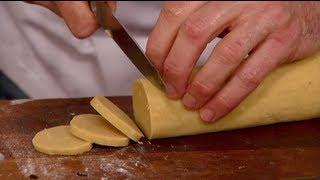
[287,23,302,44]
[191,80,215,97]
[215,94,234,111]
[232,38,247,52]
[268,29,295,48]
[255,14,276,35]
[264,3,291,26]
[161,4,185,22]
[163,61,186,79]
[267,25,301,61]
[73,29,92,39]
[268,33,287,47]
[181,17,207,42]
[264,3,285,16]
[72,21,97,39]
[236,70,261,89]
[268,20,301,48]
[73,31,89,39]
[215,42,242,65]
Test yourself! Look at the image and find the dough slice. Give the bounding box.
[32,125,92,155]
[90,96,144,142]
[70,114,130,147]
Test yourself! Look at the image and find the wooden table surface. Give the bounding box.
[0,97,319,179]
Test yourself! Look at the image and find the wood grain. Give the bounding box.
[0,97,319,179]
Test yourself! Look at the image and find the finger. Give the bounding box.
[56,1,99,39]
[27,1,60,15]
[162,2,244,98]
[200,25,299,122]
[107,1,117,13]
[183,12,277,109]
[146,1,206,71]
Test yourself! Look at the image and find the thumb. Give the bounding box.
[56,1,99,39]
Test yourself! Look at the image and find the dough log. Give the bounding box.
[133,52,320,139]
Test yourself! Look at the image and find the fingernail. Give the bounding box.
[166,83,177,97]
[182,93,197,108]
[200,108,215,122]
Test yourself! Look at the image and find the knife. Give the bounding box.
[89,1,164,90]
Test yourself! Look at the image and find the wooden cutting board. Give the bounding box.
[0,97,319,179]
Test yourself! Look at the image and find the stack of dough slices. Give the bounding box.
[32,96,144,155]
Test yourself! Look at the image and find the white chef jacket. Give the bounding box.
[0,1,217,99]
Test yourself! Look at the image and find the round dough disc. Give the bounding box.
[70,114,129,147]
[32,125,92,155]
[90,96,144,142]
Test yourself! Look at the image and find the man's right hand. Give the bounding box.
[28,1,116,39]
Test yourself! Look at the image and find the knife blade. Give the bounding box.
[89,1,164,90]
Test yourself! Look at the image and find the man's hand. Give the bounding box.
[28,1,116,39]
[146,2,320,122]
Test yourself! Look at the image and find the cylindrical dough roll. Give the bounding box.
[133,51,320,139]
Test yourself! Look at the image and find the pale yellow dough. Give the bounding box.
[133,51,320,139]
[90,96,144,142]
[70,114,129,146]
[32,125,92,155]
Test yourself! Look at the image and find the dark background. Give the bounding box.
[0,71,29,99]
